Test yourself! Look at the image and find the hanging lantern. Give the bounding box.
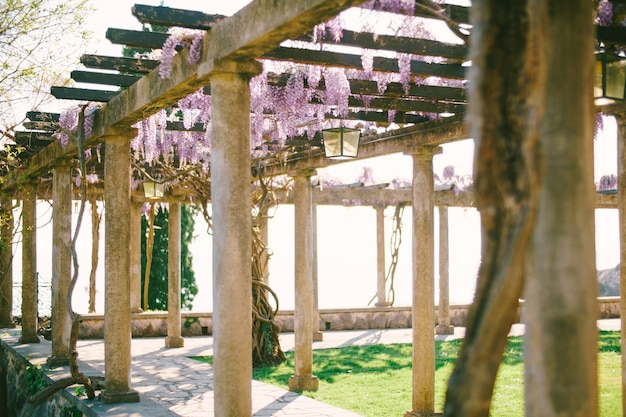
[143,181,165,199]
[594,51,626,106]
[322,126,361,159]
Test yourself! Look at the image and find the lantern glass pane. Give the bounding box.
[323,129,342,158]
[342,130,361,157]
[143,181,165,199]
[605,57,626,100]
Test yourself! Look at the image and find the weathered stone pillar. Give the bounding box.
[129,200,142,313]
[102,129,139,404]
[406,146,440,416]
[165,201,184,348]
[435,206,454,335]
[312,203,323,341]
[614,113,626,416]
[209,59,261,417]
[20,182,40,343]
[48,163,72,366]
[288,169,319,392]
[374,205,391,307]
[0,196,14,329]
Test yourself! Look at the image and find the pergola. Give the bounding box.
[0,0,623,416]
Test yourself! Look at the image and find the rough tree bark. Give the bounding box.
[88,197,101,313]
[524,1,598,416]
[443,0,544,415]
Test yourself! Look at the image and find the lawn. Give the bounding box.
[193,331,622,417]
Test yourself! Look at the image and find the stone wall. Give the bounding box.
[0,335,90,417]
[76,297,620,339]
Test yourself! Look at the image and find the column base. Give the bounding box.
[405,411,442,417]
[435,325,455,335]
[46,355,69,368]
[19,334,40,344]
[0,321,15,329]
[164,336,184,348]
[101,389,140,404]
[131,308,144,314]
[288,375,319,392]
[313,331,324,342]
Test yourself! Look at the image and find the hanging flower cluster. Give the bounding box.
[159,28,204,79]
[597,174,617,192]
[55,103,99,147]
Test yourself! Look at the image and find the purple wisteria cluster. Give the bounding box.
[55,103,98,147]
[159,29,204,79]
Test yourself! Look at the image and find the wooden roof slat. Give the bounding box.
[347,95,465,113]
[299,30,467,61]
[106,28,169,50]
[14,133,56,148]
[22,122,57,131]
[26,111,59,122]
[262,47,466,79]
[51,86,119,102]
[132,4,225,30]
[14,131,55,142]
[80,54,159,74]
[326,110,429,124]
[596,26,626,45]
[71,70,142,88]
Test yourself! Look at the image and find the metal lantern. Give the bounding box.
[595,51,626,106]
[143,181,165,199]
[322,126,361,159]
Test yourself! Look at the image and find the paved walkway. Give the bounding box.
[2,319,621,417]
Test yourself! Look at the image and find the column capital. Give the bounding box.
[102,127,138,141]
[209,58,263,79]
[404,145,443,159]
[288,168,317,178]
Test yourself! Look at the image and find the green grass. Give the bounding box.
[192,331,622,417]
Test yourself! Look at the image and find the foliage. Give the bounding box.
[61,405,82,417]
[140,204,198,311]
[0,0,92,142]
[25,362,47,395]
[192,332,621,417]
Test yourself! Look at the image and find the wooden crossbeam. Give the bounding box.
[106,28,168,50]
[71,70,142,88]
[347,95,465,113]
[326,110,429,124]
[14,132,56,148]
[263,47,466,79]
[51,86,119,102]
[80,54,159,74]
[262,73,466,101]
[596,26,626,45]
[299,30,467,61]
[411,2,471,25]
[22,122,57,131]
[26,111,59,122]
[132,4,225,30]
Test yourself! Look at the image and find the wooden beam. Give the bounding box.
[71,70,141,88]
[132,4,225,30]
[26,112,59,122]
[300,30,467,61]
[596,26,626,45]
[22,122,57,131]
[326,110,429,124]
[51,86,118,102]
[411,2,471,25]
[347,95,465,113]
[14,131,55,142]
[106,28,168,50]
[80,54,159,73]
[262,47,466,79]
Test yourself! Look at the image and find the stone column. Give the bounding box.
[102,129,139,404]
[374,205,391,307]
[20,182,39,343]
[406,146,440,416]
[209,59,261,417]
[288,169,319,392]
[130,200,143,313]
[614,119,626,414]
[436,206,454,335]
[165,201,184,348]
[312,203,323,341]
[0,196,14,329]
[47,163,72,366]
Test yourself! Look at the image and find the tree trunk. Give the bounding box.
[88,198,101,313]
[143,202,156,311]
[524,1,598,416]
[444,1,544,415]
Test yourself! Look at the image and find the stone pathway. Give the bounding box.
[2,319,620,417]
